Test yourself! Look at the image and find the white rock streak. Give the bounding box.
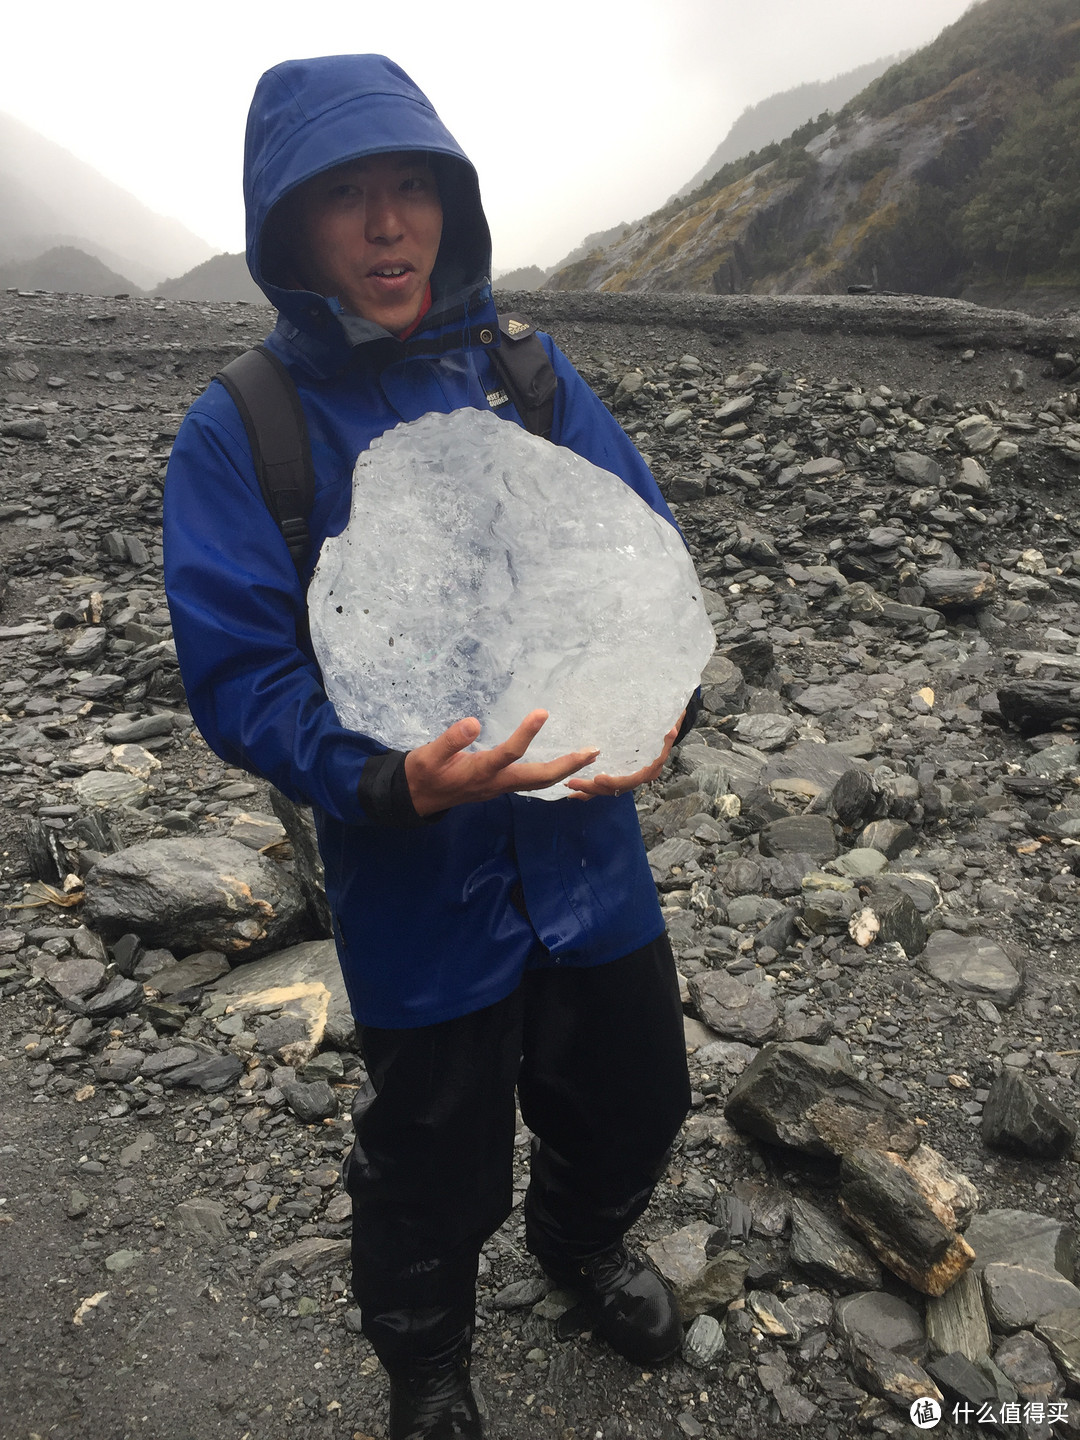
[309,408,715,798]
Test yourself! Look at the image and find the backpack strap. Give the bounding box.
[215,346,316,573]
[487,311,557,439]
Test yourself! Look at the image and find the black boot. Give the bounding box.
[387,1344,484,1439]
[543,1243,682,1365]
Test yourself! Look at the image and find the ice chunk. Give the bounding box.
[308,408,715,799]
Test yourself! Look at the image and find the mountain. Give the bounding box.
[154,252,265,304]
[675,55,907,199]
[0,111,215,289]
[544,0,1080,305]
[492,264,547,291]
[0,245,138,296]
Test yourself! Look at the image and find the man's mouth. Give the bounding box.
[369,264,413,278]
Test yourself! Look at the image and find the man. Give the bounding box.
[164,55,694,1440]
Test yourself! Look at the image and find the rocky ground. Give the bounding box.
[2,286,1080,1440]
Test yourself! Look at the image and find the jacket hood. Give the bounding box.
[244,55,493,349]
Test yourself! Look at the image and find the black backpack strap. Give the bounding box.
[487,311,557,439]
[215,346,315,573]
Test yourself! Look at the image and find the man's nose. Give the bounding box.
[365,191,405,244]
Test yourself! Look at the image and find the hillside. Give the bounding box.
[154,251,265,304]
[675,54,906,200]
[0,111,214,289]
[0,245,138,297]
[544,0,1080,306]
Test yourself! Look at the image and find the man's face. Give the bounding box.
[292,152,443,332]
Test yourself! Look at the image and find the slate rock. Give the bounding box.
[848,1342,942,1411]
[645,1221,747,1321]
[981,1070,1078,1160]
[140,1046,200,1077]
[993,1331,1066,1402]
[965,1210,1076,1282]
[734,713,797,751]
[492,1278,548,1310]
[856,818,915,859]
[1033,1309,1080,1389]
[759,814,837,862]
[926,1352,1005,1411]
[688,972,778,1044]
[173,1198,229,1242]
[831,767,881,827]
[73,770,150,809]
[920,568,996,610]
[870,889,927,955]
[280,1079,338,1123]
[921,931,1023,1006]
[925,1268,992,1363]
[699,655,747,715]
[983,1263,1080,1333]
[839,1147,975,1296]
[269,789,333,937]
[894,452,943,487]
[32,954,105,1001]
[788,1197,882,1291]
[95,1046,146,1085]
[835,1291,926,1359]
[724,1041,920,1159]
[255,1237,351,1284]
[759,742,856,798]
[81,974,142,1017]
[682,1314,725,1368]
[159,1054,244,1092]
[84,837,309,959]
[208,939,351,1053]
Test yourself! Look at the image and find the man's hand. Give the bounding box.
[404,709,599,816]
[563,710,684,801]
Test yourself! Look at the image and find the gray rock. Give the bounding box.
[789,1197,881,1291]
[84,836,309,959]
[699,655,747,715]
[848,1342,942,1411]
[159,1054,244,1092]
[688,972,778,1044]
[81,974,143,1017]
[209,939,352,1054]
[759,742,856,797]
[993,1331,1065,1402]
[830,768,881,827]
[856,819,916,859]
[981,1070,1078,1160]
[279,1079,338,1123]
[682,1313,725,1368]
[759,815,837,862]
[255,1237,351,1284]
[140,1046,200,1077]
[734,713,797,751]
[1033,1309,1080,1389]
[921,931,1023,1006]
[173,1198,229,1242]
[920,568,996,610]
[72,770,150,809]
[724,1041,919,1159]
[95,1046,146,1085]
[869,889,927,956]
[894,452,943,487]
[925,1352,1007,1412]
[492,1278,548,1310]
[835,1291,926,1359]
[645,1221,747,1321]
[150,951,232,996]
[925,1268,992,1363]
[983,1263,1080,1332]
[748,1290,801,1344]
[102,713,177,744]
[965,1210,1076,1282]
[32,954,105,1000]
[269,789,333,937]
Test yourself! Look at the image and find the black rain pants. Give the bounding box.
[342,932,690,1371]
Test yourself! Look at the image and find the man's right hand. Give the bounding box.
[404,710,598,816]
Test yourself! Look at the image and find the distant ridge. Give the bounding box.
[676,54,907,199]
[155,252,265,304]
[0,245,138,296]
[0,111,214,289]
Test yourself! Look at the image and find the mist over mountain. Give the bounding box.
[544,0,1080,309]
[675,54,908,199]
[0,246,138,296]
[154,252,265,304]
[0,112,214,289]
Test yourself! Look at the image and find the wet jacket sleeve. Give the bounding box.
[162,391,425,827]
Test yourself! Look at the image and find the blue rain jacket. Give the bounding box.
[164,55,682,1028]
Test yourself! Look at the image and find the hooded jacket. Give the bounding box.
[164,55,684,1028]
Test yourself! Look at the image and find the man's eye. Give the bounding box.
[329,184,360,200]
[401,176,429,193]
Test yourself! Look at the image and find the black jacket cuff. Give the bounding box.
[674,689,703,746]
[357,750,442,828]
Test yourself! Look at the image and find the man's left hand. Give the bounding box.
[563,710,684,800]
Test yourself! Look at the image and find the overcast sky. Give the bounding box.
[3,0,974,273]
